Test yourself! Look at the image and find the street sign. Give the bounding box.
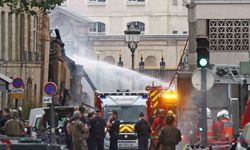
[10,88,24,99]
[43,96,52,103]
[191,68,215,91]
[12,78,24,88]
[44,82,57,96]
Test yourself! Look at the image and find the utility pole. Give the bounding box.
[201,68,208,147]
[196,36,209,147]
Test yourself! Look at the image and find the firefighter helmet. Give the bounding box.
[218,109,229,119]
[167,110,176,118]
[207,108,212,118]
[159,108,165,113]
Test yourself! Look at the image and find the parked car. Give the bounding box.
[236,123,250,150]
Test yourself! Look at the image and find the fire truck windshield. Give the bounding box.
[103,105,146,123]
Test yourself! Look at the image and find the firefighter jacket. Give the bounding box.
[151,117,166,139]
[221,119,233,141]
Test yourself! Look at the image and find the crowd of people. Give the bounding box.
[61,106,181,150]
[0,107,26,137]
[63,106,121,150]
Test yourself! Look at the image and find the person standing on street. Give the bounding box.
[150,108,166,150]
[158,115,181,150]
[107,111,120,150]
[134,112,151,150]
[89,109,106,150]
[0,108,10,134]
[68,111,89,150]
[4,110,25,137]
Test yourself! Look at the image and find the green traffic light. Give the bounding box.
[199,58,208,67]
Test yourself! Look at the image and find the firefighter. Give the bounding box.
[150,108,166,150]
[219,110,233,141]
[206,108,214,144]
[213,111,224,140]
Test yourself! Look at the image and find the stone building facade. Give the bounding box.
[53,0,189,70]
[0,6,50,111]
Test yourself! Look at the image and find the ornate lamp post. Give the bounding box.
[117,54,123,67]
[160,57,166,70]
[124,25,141,70]
[139,55,144,72]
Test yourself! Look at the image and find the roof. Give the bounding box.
[89,34,188,41]
[0,73,13,83]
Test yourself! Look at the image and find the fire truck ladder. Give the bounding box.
[169,38,189,87]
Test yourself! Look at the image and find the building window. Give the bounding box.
[88,22,106,34]
[88,0,106,5]
[173,0,178,6]
[127,0,145,5]
[104,56,115,65]
[173,30,178,34]
[183,31,188,34]
[127,21,145,34]
[128,0,145,2]
[145,56,157,68]
[89,0,106,2]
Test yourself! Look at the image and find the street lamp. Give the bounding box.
[124,24,141,70]
[139,55,144,72]
[160,57,166,70]
[117,54,123,67]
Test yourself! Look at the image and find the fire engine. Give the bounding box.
[95,90,149,149]
[145,85,178,123]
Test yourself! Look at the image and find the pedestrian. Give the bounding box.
[158,115,181,150]
[0,108,10,134]
[134,112,151,150]
[68,111,89,150]
[88,109,106,150]
[87,112,94,149]
[64,114,73,150]
[4,110,25,137]
[107,111,120,150]
[80,106,88,125]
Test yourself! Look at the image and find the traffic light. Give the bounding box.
[196,37,209,68]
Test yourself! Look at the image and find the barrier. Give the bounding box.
[47,144,64,150]
[11,143,47,150]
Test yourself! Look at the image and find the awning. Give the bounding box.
[0,73,13,83]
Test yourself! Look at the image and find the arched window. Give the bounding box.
[89,22,106,34]
[127,21,145,33]
[27,77,33,102]
[145,56,157,67]
[104,56,115,64]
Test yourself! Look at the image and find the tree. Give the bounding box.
[0,0,64,15]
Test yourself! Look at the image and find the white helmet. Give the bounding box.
[218,109,229,119]
[217,111,221,118]
[207,108,212,118]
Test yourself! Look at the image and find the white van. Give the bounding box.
[28,108,46,138]
[28,106,75,138]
